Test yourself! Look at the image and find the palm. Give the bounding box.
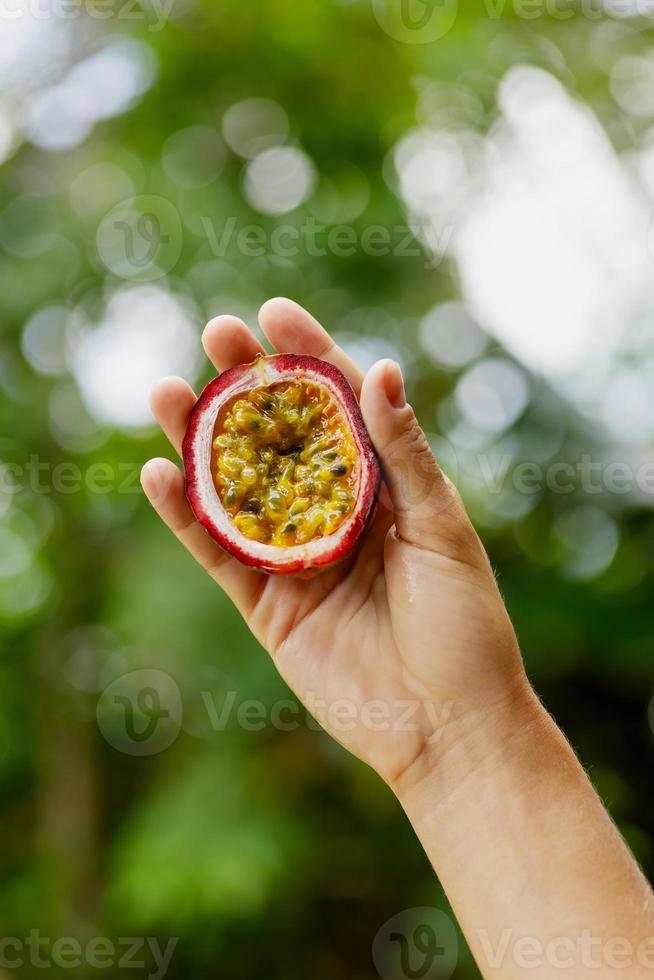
[247,511,411,781]
[247,518,511,784]
[142,299,520,787]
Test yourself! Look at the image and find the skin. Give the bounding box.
[142,297,654,979]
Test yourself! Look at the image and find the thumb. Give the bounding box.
[360,359,478,562]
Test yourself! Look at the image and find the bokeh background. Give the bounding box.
[2,0,654,976]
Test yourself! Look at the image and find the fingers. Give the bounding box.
[151,316,264,458]
[200,302,365,399]
[202,314,265,372]
[146,316,270,618]
[258,297,364,394]
[149,376,197,456]
[140,457,261,613]
[360,360,480,563]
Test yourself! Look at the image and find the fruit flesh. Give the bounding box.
[212,379,359,547]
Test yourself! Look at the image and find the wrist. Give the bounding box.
[391,673,548,819]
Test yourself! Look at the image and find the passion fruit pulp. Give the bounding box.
[183,354,380,575]
[213,379,359,547]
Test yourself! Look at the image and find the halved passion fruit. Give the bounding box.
[183,354,380,574]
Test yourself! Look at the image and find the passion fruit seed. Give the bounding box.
[211,379,358,547]
[184,353,381,574]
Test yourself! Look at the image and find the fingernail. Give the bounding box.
[384,360,405,408]
[140,458,158,489]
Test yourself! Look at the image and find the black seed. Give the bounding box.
[331,464,347,476]
[282,523,297,533]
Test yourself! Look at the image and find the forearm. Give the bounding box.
[395,683,654,979]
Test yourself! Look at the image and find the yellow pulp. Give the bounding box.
[212,379,359,546]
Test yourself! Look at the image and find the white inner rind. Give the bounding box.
[193,361,374,567]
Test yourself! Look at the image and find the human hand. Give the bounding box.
[141,298,532,793]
